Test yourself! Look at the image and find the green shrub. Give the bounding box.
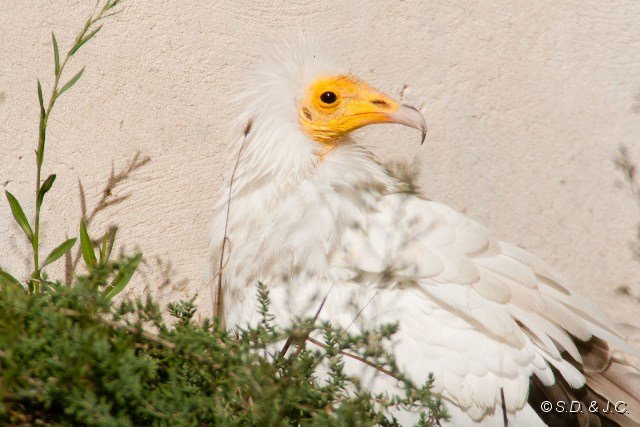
[0,281,445,426]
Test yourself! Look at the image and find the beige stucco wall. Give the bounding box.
[1,1,640,330]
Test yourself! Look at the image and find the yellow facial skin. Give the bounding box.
[299,75,426,156]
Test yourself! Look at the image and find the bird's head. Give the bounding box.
[298,75,426,150]
[237,34,426,159]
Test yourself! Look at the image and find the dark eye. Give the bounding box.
[320,91,337,104]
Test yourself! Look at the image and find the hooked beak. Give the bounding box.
[386,104,427,145]
[300,76,428,146]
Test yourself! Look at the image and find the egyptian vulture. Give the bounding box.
[207,36,640,426]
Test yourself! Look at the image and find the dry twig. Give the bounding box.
[212,119,252,322]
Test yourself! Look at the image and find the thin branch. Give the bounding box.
[59,308,218,365]
[60,307,174,347]
[280,292,329,357]
[500,387,508,427]
[306,336,400,382]
[213,119,252,322]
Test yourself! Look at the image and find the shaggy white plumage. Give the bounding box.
[207,35,640,426]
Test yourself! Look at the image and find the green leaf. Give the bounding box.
[42,238,76,268]
[84,24,102,44]
[99,227,117,265]
[104,0,120,12]
[79,220,96,268]
[37,80,46,166]
[103,253,142,301]
[36,174,56,208]
[52,32,60,76]
[58,67,85,97]
[37,79,45,113]
[5,191,33,241]
[0,271,21,287]
[100,237,108,265]
[69,25,102,56]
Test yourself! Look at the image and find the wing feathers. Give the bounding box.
[329,192,639,424]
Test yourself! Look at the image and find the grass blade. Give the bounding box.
[80,220,97,268]
[5,191,33,241]
[0,271,21,287]
[42,238,77,268]
[37,174,56,208]
[105,226,117,261]
[37,80,45,114]
[99,227,117,264]
[37,80,46,166]
[69,25,102,56]
[58,67,85,97]
[100,235,108,265]
[52,32,60,76]
[103,253,141,300]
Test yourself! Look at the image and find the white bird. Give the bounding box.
[207,35,640,426]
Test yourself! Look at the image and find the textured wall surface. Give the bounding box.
[1,1,640,330]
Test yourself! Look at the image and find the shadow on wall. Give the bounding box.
[67,152,191,305]
[633,90,640,114]
[134,255,191,304]
[63,152,151,282]
[613,145,640,345]
[603,89,640,344]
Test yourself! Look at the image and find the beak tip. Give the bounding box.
[395,104,427,145]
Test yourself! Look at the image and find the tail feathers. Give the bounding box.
[580,335,640,426]
[584,360,640,427]
[529,335,640,427]
[529,374,605,427]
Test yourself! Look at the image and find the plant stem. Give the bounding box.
[30,1,120,292]
[32,47,71,292]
